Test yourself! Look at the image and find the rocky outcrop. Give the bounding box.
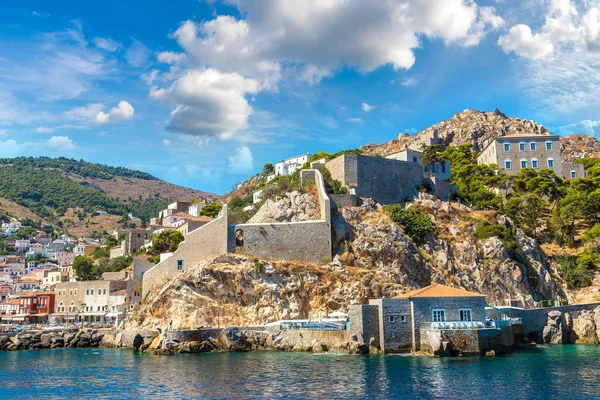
[361,109,552,156]
[560,134,600,162]
[247,191,320,223]
[541,307,600,345]
[0,329,106,351]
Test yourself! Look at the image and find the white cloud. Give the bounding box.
[141,70,159,85]
[0,23,116,101]
[150,68,260,138]
[498,24,554,59]
[125,39,150,68]
[227,146,254,174]
[162,139,172,147]
[0,129,7,135]
[346,117,362,123]
[64,103,104,121]
[555,119,600,138]
[0,136,77,157]
[498,0,600,59]
[297,65,333,85]
[157,51,186,64]
[93,101,134,124]
[93,37,121,52]
[401,77,419,86]
[35,127,54,133]
[361,102,374,112]
[150,1,503,140]
[45,136,77,150]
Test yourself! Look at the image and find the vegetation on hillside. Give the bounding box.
[0,156,156,180]
[146,230,185,263]
[0,164,171,221]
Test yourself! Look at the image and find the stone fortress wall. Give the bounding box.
[326,153,446,205]
[141,206,229,298]
[228,169,332,264]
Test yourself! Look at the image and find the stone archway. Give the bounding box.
[235,229,244,247]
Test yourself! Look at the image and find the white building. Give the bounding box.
[15,240,31,252]
[253,189,263,204]
[274,153,311,177]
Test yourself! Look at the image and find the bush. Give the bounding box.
[199,203,223,218]
[555,253,597,289]
[385,205,434,244]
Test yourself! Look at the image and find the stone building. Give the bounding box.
[386,149,451,181]
[110,229,150,259]
[52,280,127,324]
[352,284,488,354]
[477,133,584,179]
[325,153,452,204]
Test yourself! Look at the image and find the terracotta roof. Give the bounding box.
[395,283,485,299]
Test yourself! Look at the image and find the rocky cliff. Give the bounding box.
[131,195,569,330]
[361,109,600,162]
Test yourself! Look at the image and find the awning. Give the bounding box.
[82,312,106,316]
[32,313,49,317]
[105,312,123,317]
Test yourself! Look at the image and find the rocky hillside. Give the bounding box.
[0,157,217,236]
[130,195,573,330]
[361,108,600,162]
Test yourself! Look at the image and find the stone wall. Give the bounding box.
[511,303,600,338]
[228,221,332,264]
[348,304,380,347]
[142,206,229,298]
[370,298,413,353]
[410,296,487,351]
[329,194,359,209]
[326,154,425,205]
[424,175,454,200]
[229,169,332,264]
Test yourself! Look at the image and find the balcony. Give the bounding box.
[428,321,485,330]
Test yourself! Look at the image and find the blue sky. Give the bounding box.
[1,0,599,194]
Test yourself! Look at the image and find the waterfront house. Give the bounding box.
[366,283,487,353]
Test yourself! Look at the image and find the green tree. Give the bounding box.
[385,205,434,244]
[147,230,185,263]
[199,203,223,218]
[261,163,274,176]
[73,256,96,281]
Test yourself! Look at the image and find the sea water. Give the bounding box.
[0,345,598,399]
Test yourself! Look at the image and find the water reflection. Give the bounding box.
[1,346,600,399]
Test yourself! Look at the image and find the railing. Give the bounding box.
[428,321,485,330]
[486,318,522,328]
[280,321,348,331]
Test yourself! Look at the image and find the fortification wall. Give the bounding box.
[230,169,332,264]
[142,206,229,298]
[326,154,425,205]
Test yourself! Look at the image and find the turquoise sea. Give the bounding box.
[0,346,599,399]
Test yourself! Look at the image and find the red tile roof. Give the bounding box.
[395,283,485,299]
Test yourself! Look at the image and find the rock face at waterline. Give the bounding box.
[0,329,105,351]
[541,307,600,345]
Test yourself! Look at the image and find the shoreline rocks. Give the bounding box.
[0,328,107,352]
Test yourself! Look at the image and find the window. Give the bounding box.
[521,159,527,168]
[90,289,94,295]
[504,160,512,170]
[519,142,526,152]
[441,163,446,173]
[532,159,539,169]
[412,156,418,163]
[530,142,537,151]
[387,315,395,323]
[432,309,446,322]
[177,260,184,271]
[503,143,510,152]
[546,141,552,150]
[399,315,407,322]
[547,158,554,168]
[459,309,472,322]
[571,171,577,179]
